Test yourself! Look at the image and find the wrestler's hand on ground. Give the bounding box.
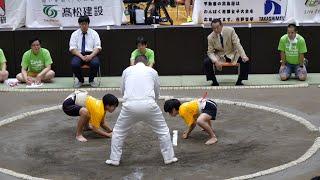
[182,132,189,139]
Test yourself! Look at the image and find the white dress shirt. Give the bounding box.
[69,28,102,52]
[121,62,160,101]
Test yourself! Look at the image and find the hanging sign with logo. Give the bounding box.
[286,0,320,23]
[193,0,288,24]
[0,0,26,29]
[26,0,124,27]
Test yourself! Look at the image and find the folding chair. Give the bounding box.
[73,64,102,88]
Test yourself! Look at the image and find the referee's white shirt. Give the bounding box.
[121,62,160,102]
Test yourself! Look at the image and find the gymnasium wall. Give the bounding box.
[0,24,319,77]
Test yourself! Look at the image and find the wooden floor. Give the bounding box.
[124,3,190,25]
[167,5,189,25]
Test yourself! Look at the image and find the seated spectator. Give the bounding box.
[0,48,9,82]
[16,38,55,84]
[204,19,250,86]
[278,24,308,81]
[69,15,102,88]
[130,36,155,68]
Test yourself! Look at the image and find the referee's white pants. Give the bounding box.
[109,100,175,162]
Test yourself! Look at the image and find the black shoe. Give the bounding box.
[211,81,219,86]
[235,80,244,86]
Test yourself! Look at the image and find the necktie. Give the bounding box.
[81,32,86,54]
[220,34,224,49]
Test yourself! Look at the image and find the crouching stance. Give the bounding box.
[62,90,119,142]
[164,98,218,145]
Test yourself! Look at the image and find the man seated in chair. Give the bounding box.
[203,19,250,86]
[278,24,308,81]
[16,38,55,84]
[69,15,102,88]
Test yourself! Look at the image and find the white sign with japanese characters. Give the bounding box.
[192,0,288,24]
[0,0,26,29]
[285,0,320,23]
[26,0,124,27]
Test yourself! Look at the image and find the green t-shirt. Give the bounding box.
[278,34,307,65]
[130,48,155,65]
[0,49,7,70]
[21,48,53,73]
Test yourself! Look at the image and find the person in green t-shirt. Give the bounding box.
[0,48,9,82]
[130,36,155,68]
[16,38,55,84]
[278,24,308,81]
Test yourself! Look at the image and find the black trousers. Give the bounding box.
[71,52,100,83]
[203,56,249,82]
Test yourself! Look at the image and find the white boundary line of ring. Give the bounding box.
[0,105,61,180]
[0,83,309,92]
[0,97,319,180]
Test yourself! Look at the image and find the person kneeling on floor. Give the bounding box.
[278,23,308,81]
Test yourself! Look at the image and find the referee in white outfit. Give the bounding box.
[106,55,177,166]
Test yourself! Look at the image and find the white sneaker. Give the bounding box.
[74,81,83,88]
[89,81,99,88]
[105,159,120,166]
[164,157,178,165]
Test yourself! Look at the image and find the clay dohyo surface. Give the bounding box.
[0,94,318,180]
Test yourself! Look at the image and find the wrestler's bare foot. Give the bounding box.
[76,135,88,142]
[205,137,217,145]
